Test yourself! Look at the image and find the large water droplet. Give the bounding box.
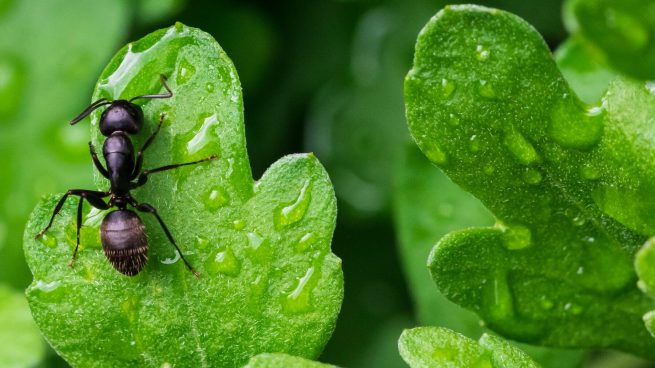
[175,57,196,85]
[499,223,532,250]
[176,114,221,161]
[204,186,228,211]
[296,233,315,253]
[282,266,317,313]
[476,45,490,61]
[205,247,240,276]
[274,180,312,229]
[549,98,604,150]
[30,280,63,302]
[503,128,539,165]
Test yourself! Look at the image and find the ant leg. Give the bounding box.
[35,189,110,240]
[131,200,199,277]
[69,192,111,268]
[131,112,166,179]
[131,155,218,189]
[89,142,109,179]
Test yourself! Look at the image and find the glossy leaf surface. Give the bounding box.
[405,5,655,356]
[24,24,342,368]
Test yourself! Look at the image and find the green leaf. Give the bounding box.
[564,0,655,80]
[0,0,129,288]
[242,353,337,368]
[24,23,342,367]
[0,284,44,367]
[405,5,655,356]
[636,239,655,337]
[398,326,539,368]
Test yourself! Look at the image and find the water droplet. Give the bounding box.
[226,158,234,177]
[476,45,490,61]
[423,142,448,165]
[646,82,655,96]
[572,216,586,227]
[580,163,601,180]
[274,180,312,229]
[195,236,209,250]
[483,270,514,319]
[469,135,481,152]
[176,58,195,85]
[204,186,228,211]
[232,219,245,230]
[296,233,315,252]
[282,266,317,313]
[478,80,496,98]
[503,128,539,165]
[577,266,585,275]
[39,233,57,248]
[440,78,455,98]
[583,236,595,243]
[176,114,221,160]
[0,56,25,118]
[448,113,460,126]
[550,99,604,150]
[205,82,214,93]
[605,9,648,51]
[247,232,266,250]
[30,280,63,302]
[523,168,542,185]
[205,247,239,276]
[498,223,532,250]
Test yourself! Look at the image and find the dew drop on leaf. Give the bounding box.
[30,280,63,302]
[232,219,246,230]
[499,223,532,250]
[440,78,455,98]
[522,168,542,185]
[549,99,604,150]
[175,57,195,85]
[483,270,513,320]
[39,233,57,248]
[477,79,496,98]
[475,45,490,61]
[423,141,448,165]
[194,236,209,250]
[274,179,312,229]
[204,186,229,211]
[205,247,240,276]
[469,134,481,152]
[580,163,601,180]
[282,265,318,314]
[503,128,539,165]
[176,113,221,160]
[296,233,315,253]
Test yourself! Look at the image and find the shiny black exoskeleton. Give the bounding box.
[35,75,216,276]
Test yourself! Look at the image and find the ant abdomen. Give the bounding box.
[101,210,148,276]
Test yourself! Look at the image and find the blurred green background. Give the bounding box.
[1,0,653,367]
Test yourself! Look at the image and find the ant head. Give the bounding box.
[99,100,143,136]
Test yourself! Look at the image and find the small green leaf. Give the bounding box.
[0,284,44,367]
[564,0,655,80]
[242,353,337,368]
[405,5,655,356]
[636,239,655,337]
[24,24,342,367]
[398,326,539,368]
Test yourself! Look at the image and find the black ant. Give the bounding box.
[35,75,217,277]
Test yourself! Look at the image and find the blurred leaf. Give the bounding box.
[243,353,337,368]
[406,5,655,356]
[0,0,129,288]
[0,284,44,367]
[398,326,539,367]
[564,0,655,80]
[135,0,186,26]
[24,24,342,367]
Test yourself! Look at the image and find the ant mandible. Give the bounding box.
[35,75,217,277]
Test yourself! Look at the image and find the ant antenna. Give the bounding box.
[129,75,173,102]
[70,98,111,125]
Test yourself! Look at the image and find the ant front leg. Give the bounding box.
[131,155,218,189]
[130,199,200,277]
[131,112,166,180]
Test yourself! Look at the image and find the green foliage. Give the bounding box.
[398,326,539,368]
[0,0,129,289]
[564,0,655,80]
[242,353,337,368]
[0,284,44,367]
[24,24,342,368]
[405,4,655,357]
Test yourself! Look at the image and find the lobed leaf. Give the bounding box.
[242,353,337,368]
[24,24,342,367]
[405,5,655,356]
[398,326,539,368]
